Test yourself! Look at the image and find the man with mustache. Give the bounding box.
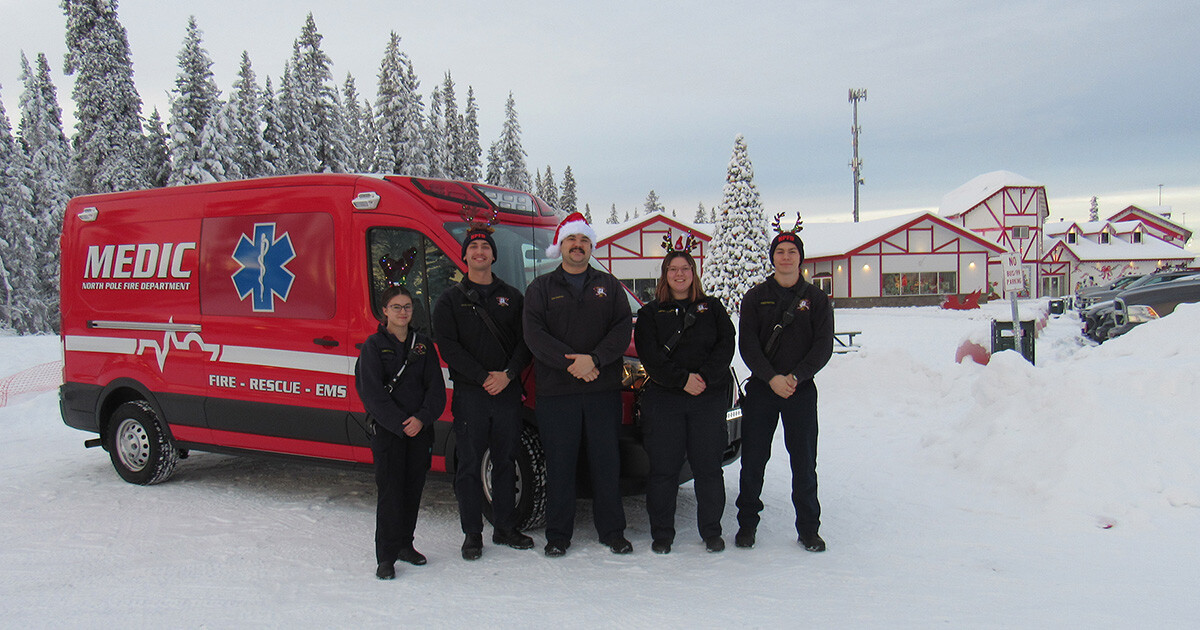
[523,212,634,557]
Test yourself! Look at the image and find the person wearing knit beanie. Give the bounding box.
[768,232,805,266]
[461,228,498,264]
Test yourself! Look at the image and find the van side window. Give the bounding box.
[367,228,459,331]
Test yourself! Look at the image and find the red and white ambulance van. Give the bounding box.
[59,174,741,528]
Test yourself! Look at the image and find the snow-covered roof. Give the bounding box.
[1049,236,1195,263]
[801,211,1004,259]
[938,170,1043,218]
[593,213,711,242]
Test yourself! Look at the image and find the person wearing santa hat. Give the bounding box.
[523,212,634,557]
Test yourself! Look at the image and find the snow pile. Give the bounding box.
[2,303,1199,626]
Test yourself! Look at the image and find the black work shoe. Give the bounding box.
[493,528,535,550]
[799,532,826,552]
[461,533,483,561]
[397,548,427,566]
[544,540,570,557]
[734,528,756,548]
[705,536,726,553]
[602,535,633,554]
[375,562,396,580]
[651,539,672,554]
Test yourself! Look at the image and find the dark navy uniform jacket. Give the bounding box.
[634,296,735,393]
[739,276,835,385]
[355,325,446,437]
[432,275,531,394]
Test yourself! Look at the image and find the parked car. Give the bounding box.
[1076,274,1144,309]
[1109,274,1200,339]
[1078,270,1196,310]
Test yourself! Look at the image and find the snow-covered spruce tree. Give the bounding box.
[694,201,707,223]
[18,52,72,332]
[360,97,380,173]
[0,88,41,333]
[560,166,578,214]
[288,14,348,173]
[273,61,311,174]
[167,16,221,186]
[606,203,619,224]
[533,170,543,197]
[61,0,148,194]
[228,52,266,179]
[194,99,239,182]
[644,189,664,214]
[342,73,369,173]
[374,32,425,175]
[440,73,464,180]
[484,142,500,185]
[705,134,769,314]
[259,77,284,175]
[541,166,559,208]
[424,86,446,178]
[584,203,592,223]
[143,108,170,187]
[460,87,482,182]
[1089,196,1099,222]
[490,93,530,192]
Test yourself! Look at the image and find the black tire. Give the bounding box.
[480,425,547,530]
[106,401,179,485]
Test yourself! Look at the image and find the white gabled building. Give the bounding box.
[800,212,1005,307]
[1043,212,1195,294]
[592,214,713,302]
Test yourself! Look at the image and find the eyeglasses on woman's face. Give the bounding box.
[386,303,414,313]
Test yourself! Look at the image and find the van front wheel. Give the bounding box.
[481,425,547,530]
[106,401,179,485]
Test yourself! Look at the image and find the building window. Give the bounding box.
[813,273,832,295]
[620,278,658,303]
[1100,232,1110,244]
[881,272,957,296]
[1012,225,1030,239]
[1132,231,1143,244]
[1067,232,1077,244]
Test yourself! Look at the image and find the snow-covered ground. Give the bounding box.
[2,302,1198,628]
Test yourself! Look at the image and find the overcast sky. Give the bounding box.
[3,0,1198,232]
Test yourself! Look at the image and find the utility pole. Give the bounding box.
[849,89,867,222]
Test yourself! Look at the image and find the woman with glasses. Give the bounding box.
[633,249,735,554]
[355,285,446,580]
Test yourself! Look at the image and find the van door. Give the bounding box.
[198,202,355,462]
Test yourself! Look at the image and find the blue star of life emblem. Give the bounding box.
[231,223,296,312]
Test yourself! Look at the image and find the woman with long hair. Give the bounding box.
[356,285,446,579]
[633,249,736,554]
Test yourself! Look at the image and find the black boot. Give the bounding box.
[396,548,427,566]
[704,536,726,553]
[651,539,672,554]
[799,531,826,552]
[493,528,535,550]
[375,562,396,580]
[461,533,483,561]
[734,528,756,548]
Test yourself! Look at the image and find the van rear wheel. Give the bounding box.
[106,401,179,485]
[481,425,547,530]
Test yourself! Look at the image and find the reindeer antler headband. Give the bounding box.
[771,212,804,235]
[379,247,418,287]
[662,229,700,254]
[460,205,498,233]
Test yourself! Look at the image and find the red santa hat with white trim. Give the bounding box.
[545,211,598,258]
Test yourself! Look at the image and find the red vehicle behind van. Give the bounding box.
[59,174,741,528]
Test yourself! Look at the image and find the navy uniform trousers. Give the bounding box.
[373,426,433,564]
[452,386,523,534]
[642,386,727,542]
[736,377,821,536]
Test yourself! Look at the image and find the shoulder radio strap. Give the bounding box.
[384,333,418,393]
[763,287,806,360]
[454,282,516,356]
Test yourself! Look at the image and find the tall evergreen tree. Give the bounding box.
[0,87,40,333]
[560,166,578,214]
[424,86,446,177]
[374,32,425,175]
[229,52,266,179]
[1089,196,1099,222]
[489,93,530,191]
[194,99,240,182]
[705,134,769,313]
[18,53,72,331]
[644,189,665,214]
[143,108,170,187]
[694,201,708,223]
[606,203,619,225]
[167,16,221,186]
[342,73,369,172]
[440,73,464,179]
[460,86,482,182]
[61,0,149,194]
[541,166,559,208]
[583,203,592,223]
[260,76,284,175]
[288,13,348,173]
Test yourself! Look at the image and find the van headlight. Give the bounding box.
[621,357,647,389]
[1125,305,1160,323]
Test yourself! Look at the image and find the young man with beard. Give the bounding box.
[735,229,835,552]
[523,212,634,557]
[433,227,534,560]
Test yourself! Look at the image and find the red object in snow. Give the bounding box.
[955,340,990,365]
[942,289,982,310]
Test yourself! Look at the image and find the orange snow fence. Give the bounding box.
[0,361,62,407]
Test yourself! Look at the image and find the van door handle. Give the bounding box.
[313,337,339,348]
